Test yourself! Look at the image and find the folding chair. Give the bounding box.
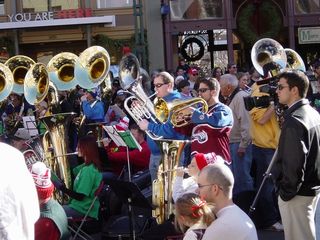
[68,181,105,240]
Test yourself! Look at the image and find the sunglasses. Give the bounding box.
[154,83,168,88]
[277,84,289,90]
[198,88,210,93]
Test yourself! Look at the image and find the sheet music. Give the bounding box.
[102,125,142,151]
[23,116,39,136]
[102,125,126,147]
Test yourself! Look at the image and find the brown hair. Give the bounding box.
[174,193,215,233]
[77,135,102,171]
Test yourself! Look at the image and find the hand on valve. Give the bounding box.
[138,119,149,131]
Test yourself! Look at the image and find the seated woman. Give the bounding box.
[54,135,103,220]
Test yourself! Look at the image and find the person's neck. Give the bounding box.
[214,198,234,213]
[207,97,218,107]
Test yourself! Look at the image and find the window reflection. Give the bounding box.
[21,0,80,12]
[0,0,4,15]
[170,0,223,21]
[97,0,133,9]
[295,0,320,14]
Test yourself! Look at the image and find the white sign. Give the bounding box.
[298,27,320,44]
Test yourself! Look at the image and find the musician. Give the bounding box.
[172,152,223,202]
[104,123,150,176]
[53,135,103,220]
[188,78,233,163]
[8,128,31,152]
[30,162,70,240]
[138,71,187,181]
[82,89,105,123]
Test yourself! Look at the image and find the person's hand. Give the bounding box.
[175,167,185,177]
[101,137,111,147]
[138,119,149,131]
[52,180,65,191]
[237,147,246,158]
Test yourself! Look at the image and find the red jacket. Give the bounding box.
[106,141,150,175]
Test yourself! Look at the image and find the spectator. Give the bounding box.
[227,63,237,75]
[198,163,258,240]
[219,74,253,196]
[273,71,320,240]
[175,193,215,240]
[0,142,40,239]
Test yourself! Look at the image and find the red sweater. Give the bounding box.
[106,141,151,175]
[35,218,60,240]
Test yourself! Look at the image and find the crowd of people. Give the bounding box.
[0,55,320,240]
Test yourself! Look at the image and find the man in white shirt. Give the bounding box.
[198,163,258,240]
[0,142,40,240]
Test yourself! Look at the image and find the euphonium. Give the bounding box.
[5,55,35,93]
[76,45,110,89]
[119,53,162,140]
[251,38,287,77]
[284,48,306,72]
[154,97,208,127]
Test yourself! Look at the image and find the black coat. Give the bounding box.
[272,99,320,201]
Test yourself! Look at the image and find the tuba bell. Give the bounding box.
[0,62,14,102]
[24,62,50,105]
[251,38,287,77]
[76,45,110,89]
[5,55,35,93]
[154,97,208,127]
[47,52,80,91]
[284,48,306,72]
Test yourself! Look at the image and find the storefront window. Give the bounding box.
[295,0,320,14]
[0,0,4,15]
[21,0,80,12]
[170,0,223,21]
[96,0,133,9]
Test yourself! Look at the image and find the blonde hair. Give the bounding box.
[174,193,215,233]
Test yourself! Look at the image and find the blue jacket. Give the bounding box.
[147,91,187,155]
[82,100,105,122]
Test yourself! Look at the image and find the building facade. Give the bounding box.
[1,0,320,74]
[158,0,320,72]
[0,0,142,67]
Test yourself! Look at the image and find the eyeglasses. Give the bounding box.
[197,183,214,189]
[198,183,223,191]
[198,88,210,93]
[277,84,289,90]
[193,73,198,76]
[154,83,168,88]
[231,66,237,69]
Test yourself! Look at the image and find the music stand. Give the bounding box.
[108,179,153,240]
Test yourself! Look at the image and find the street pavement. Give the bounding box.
[76,198,320,240]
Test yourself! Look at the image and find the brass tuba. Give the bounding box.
[5,55,35,93]
[251,38,287,77]
[154,97,208,127]
[47,52,80,91]
[24,62,76,200]
[76,45,110,89]
[0,62,14,103]
[284,48,306,72]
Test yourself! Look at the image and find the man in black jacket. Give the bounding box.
[273,70,320,240]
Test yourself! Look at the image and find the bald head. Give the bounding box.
[200,163,234,199]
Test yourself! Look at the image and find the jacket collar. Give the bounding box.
[284,98,309,118]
